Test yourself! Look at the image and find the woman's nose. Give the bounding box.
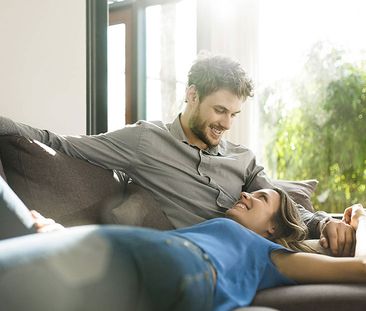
[241,192,250,200]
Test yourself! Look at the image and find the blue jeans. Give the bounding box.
[0,177,214,311]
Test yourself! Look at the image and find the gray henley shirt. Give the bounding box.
[0,115,326,236]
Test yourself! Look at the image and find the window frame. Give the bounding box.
[86,0,108,134]
[86,0,185,133]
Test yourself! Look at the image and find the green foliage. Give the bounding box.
[261,42,366,212]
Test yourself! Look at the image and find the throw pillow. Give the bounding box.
[271,179,318,212]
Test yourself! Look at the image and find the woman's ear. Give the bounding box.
[267,224,276,238]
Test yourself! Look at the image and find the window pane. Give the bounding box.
[108,23,126,131]
[146,0,197,122]
[258,0,366,212]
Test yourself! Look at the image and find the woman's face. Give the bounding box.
[225,189,280,238]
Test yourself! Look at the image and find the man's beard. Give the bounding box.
[189,110,219,149]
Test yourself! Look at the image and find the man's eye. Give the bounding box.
[214,109,225,114]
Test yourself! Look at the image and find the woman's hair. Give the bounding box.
[187,52,254,102]
[270,188,317,253]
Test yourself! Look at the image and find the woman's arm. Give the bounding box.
[271,251,366,284]
[271,204,366,284]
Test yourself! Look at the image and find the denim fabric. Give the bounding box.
[109,229,215,311]
[0,224,214,311]
[173,218,296,311]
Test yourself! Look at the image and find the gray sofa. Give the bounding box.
[0,135,365,311]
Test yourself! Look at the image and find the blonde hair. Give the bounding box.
[271,188,317,253]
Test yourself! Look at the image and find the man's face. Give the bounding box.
[188,89,243,148]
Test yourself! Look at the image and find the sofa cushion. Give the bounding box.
[272,179,318,212]
[0,135,126,226]
[100,183,174,230]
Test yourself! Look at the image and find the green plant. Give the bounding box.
[261,42,366,212]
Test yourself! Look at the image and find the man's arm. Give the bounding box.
[0,115,141,172]
[0,115,42,138]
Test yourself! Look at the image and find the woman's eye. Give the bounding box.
[259,194,268,202]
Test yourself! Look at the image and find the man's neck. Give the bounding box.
[179,114,207,150]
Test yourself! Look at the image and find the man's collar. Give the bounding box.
[169,114,189,142]
[169,114,225,156]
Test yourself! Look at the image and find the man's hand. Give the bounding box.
[319,218,355,257]
[30,210,65,233]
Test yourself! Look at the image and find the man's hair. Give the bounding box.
[271,188,317,253]
[187,53,254,101]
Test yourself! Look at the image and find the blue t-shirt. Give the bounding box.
[172,218,296,311]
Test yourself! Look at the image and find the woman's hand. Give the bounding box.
[30,210,65,233]
[342,204,365,231]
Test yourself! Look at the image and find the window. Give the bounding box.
[108,4,133,129]
[108,23,126,131]
[145,0,197,122]
[258,0,366,212]
[108,0,196,126]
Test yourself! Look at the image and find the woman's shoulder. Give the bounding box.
[198,218,257,237]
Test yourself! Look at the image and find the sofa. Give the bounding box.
[0,134,365,311]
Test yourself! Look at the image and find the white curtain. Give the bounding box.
[196,0,260,156]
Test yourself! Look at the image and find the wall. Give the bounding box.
[0,0,86,134]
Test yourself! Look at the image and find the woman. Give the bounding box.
[0,176,365,311]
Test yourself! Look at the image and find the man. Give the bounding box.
[0,54,354,256]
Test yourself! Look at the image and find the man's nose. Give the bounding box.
[219,114,232,130]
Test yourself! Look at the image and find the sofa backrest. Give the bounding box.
[0,135,174,229]
[0,156,6,182]
[0,135,128,226]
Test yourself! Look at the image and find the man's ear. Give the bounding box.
[186,85,199,105]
